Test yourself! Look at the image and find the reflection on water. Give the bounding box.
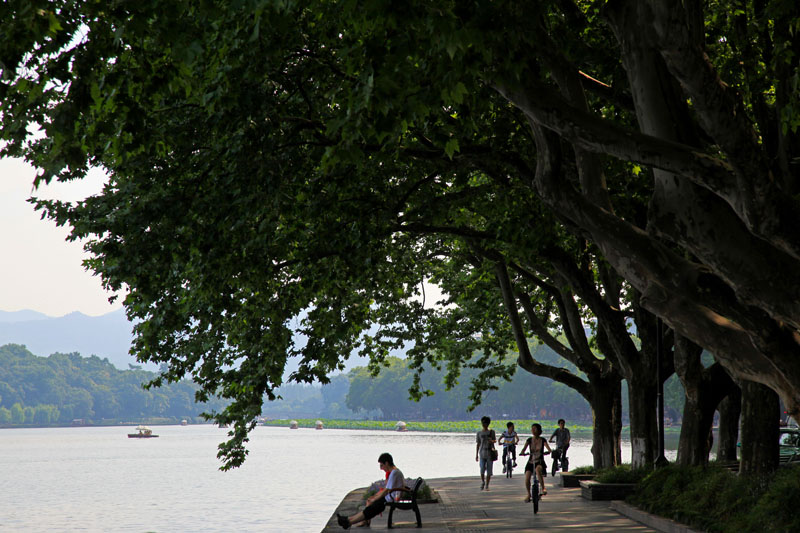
[0,425,676,532]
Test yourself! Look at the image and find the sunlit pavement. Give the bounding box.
[323,473,662,532]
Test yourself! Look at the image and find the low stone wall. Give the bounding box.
[580,480,637,500]
[560,473,596,488]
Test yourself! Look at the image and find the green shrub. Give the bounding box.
[568,465,596,475]
[628,464,800,532]
[594,464,649,484]
[735,464,800,532]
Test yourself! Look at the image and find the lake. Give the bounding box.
[0,424,675,532]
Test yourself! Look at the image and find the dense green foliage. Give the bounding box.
[4,1,800,469]
[593,464,650,484]
[629,464,800,532]
[567,465,596,475]
[0,344,225,425]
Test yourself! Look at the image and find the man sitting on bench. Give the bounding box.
[337,452,404,530]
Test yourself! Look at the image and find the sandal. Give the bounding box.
[542,489,548,496]
[524,496,531,503]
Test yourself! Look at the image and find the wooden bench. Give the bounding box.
[387,477,423,528]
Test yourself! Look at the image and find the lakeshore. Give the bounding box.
[322,474,699,533]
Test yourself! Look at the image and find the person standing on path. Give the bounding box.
[475,415,496,491]
[521,423,552,501]
[337,452,404,530]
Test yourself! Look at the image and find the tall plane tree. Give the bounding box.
[3,1,799,468]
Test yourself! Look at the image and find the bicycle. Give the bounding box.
[551,445,569,476]
[520,450,549,514]
[503,445,516,478]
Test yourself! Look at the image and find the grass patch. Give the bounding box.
[567,465,596,474]
[628,463,800,532]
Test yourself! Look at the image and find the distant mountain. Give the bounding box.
[0,309,157,370]
[0,310,50,323]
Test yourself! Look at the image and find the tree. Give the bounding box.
[427,241,625,468]
[3,1,798,468]
[740,381,780,474]
[320,374,351,409]
[490,1,800,422]
[673,338,737,466]
[0,344,225,424]
[10,403,24,425]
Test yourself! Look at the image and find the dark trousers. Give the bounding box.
[502,445,516,464]
[363,498,388,521]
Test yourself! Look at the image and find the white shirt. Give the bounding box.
[384,468,405,502]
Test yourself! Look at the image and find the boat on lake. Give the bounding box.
[128,425,159,438]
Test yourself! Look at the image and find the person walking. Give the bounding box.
[475,416,496,491]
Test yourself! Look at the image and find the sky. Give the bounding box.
[1,157,124,317]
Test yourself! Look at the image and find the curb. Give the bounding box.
[611,501,703,533]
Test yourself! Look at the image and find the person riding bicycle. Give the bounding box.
[499,422,519,473]
[549,418,571,473]
[521,423,552,500]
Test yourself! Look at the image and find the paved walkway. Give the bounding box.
[322,472,658,532]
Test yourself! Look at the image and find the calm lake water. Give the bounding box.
[0,424,676,532]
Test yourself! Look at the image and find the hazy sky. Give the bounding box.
[1,157,124,317]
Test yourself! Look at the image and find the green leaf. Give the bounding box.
[444,138,459,159]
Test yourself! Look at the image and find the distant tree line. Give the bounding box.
[259,373,379,420]
[268,343,686,423]
[0,344,226,426]
[0,341,685,427]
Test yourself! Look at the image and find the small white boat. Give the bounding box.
[128,425,159,438]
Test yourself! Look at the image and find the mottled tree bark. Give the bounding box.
[588,372,623,469]
[627,375,659,467]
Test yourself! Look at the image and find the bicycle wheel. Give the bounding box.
[507,457,513,478]
[532,485,539,514]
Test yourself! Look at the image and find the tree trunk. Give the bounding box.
[674,336,737,465]
[739,380,780,475]
[612,382,623,466]
[627,375,659,468]
[589,373,623,469]
[716,387,741,462]
[677,395,716,466]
